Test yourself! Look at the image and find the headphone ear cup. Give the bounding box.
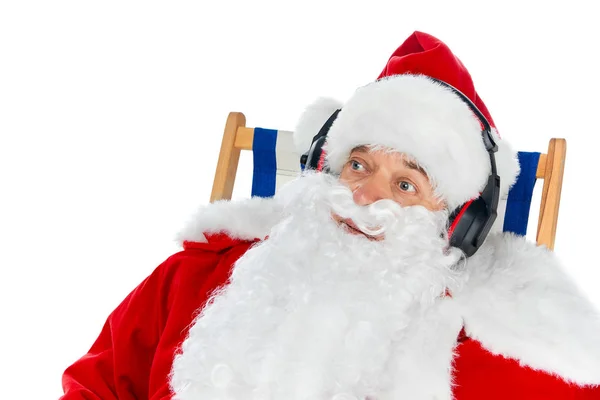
[305,136,327,171]
[448,203,468,250]
[448,197,489,257]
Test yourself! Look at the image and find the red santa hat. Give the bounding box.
[294,31,520,210]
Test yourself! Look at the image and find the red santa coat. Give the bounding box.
[61,199,600,399]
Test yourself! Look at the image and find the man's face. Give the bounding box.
[333,146,445,240]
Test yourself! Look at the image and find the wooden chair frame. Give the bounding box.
[211,112,567,250]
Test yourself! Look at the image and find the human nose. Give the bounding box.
[352,173,392,206]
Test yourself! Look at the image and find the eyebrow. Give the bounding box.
[404,159,428,178]
[351,145,370,154]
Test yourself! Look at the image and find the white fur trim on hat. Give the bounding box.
[294,74,520,210]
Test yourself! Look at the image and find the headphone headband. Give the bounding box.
[300,109,340,171]
[427,77,498,155]
[427,77,501,255]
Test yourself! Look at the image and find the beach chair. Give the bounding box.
[210,111,566,250]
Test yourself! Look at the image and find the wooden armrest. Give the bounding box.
[536,138,567,250]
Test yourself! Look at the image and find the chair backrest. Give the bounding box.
[210,111,567,250]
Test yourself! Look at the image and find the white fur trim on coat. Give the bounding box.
[177,198,600,386]
[175,197,285,244]
[456,232,600,386]
[293,74,520,210]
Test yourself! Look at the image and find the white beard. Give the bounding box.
[171,172,467,400]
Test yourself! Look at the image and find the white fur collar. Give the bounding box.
[175,196,285,244]
[455,232,600,386]
[176,198,600,385]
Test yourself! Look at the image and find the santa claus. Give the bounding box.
[61,31,600,400]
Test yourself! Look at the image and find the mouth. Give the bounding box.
[338,218,383,241]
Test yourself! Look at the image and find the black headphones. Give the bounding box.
[299,77,500,257]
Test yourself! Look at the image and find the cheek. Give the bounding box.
[394,195,417,207]
[339,165,351,181]
[343,180,361,195]
[429,198,446,212]
[339,167,358,187]
[416,191,446,212]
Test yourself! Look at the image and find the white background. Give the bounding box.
[1,1,599,398]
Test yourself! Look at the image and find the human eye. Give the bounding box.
[398,180,416,193]
[350,160,365,171]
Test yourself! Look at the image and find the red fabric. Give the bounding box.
[453,338,600,399]
[61,236,600,399]
[377,31,499,134]
[60,234,256,400]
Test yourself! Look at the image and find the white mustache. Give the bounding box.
[320,175,449,238]
[277,171,450,239]
[325,185,401,236]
